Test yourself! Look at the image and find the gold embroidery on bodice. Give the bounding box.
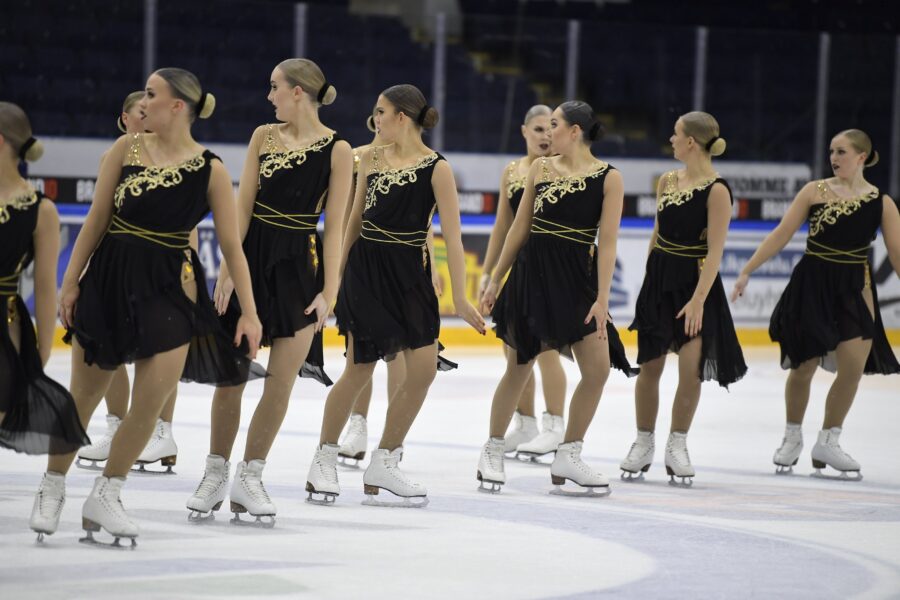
[114,154,207,209]
[365,148,438,211]
[657,171,717,212]
[506,160,526,199]
[0,189,39,224]
[533,159,609,215]
[258,126,334,183]
[808,180,879,237]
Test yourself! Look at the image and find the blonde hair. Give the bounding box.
[277,58,336,106]
[837,129,879,167]
[680,111,726,156]
[153,67,216,121]
[0,101,43,162]
[381,84,438,130]
[117,91,145,133]
[523,104,551,124]
[366,115,376,133]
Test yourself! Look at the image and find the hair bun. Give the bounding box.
[23,138,44,162]
[117,116,127,133]
[865,150,879,167]
[709,137,727,157]
[320,84,337,106]
[421,106,439,130]
[198,92,216,119]
[366,115,376,133]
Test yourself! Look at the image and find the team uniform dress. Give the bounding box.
[769,181,899,374]
[66,134,264,385]
[336,148,443,364]
[492,157,637,373]
[221,125,336,385]
[505,159,527,213]
[629,171,747,387]
[0,191,89,454]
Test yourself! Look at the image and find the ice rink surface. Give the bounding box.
[1,345,899,600]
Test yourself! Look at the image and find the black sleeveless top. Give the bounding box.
[805,181,882,256]
[505,159,527,214]
[654,171,732,258]
[530,157,614,242]
[0,190,40,303]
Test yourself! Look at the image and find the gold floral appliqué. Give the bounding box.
[114,154,207,209]
[258,132,334,184]
[365,151,438,211]
[0,189,39,224]
[657,171,717,212]
[505,160,526,199]
[533,161,609,215]
[808,181,879,237]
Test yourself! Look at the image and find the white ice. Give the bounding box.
[1,345,899,599]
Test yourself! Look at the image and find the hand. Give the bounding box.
[213,274,235,315]
[58,281,79,329]
[478,272,492,300]
[730,272,749,302]
[304,293,330,332]
[584,300,611,341]
[480,280,499,315]
[431,268,443,297]
[234,313,262,359]
[456,297,486,335]
[676,296,704,337]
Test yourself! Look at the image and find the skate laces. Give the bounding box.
[348,417,365,436]
[484,442,504,472]
[242,472,272,505]
[668,439,690,467]
[315,452,338,484]
[38,482,64,516]
[194,469,225,497]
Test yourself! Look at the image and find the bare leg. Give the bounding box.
[489,345,536,438]
[379,342,438,450]
[319,334,377,445]
[386,354,406,405]
[352,380,374,418]
[670,337,703,433]
[536,351,566,417]
[243,325,317,461]
[784,358,818,424]
[158,386,177,423]
[514,371,536,417]
[46,340,115,475]
[103,342,190,477]
[209,383,246,460]
[564,333,611,442]
[822,288,875,429]
[104,366,130,418]
[634,354,666,432]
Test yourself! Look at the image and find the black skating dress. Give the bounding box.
[769,181,899,374]
[492,157,637,373]
[336,148,443,364]
[629,171,747,387]
[0,191,90,454]
[66,134,265,385]
[221,125,337,385]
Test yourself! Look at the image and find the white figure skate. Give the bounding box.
[773,423,803,474]
[306,444,340,505]
[476,437,506,493]
[516,412,563,464]
[80,476,139,549]
[549,441,611,497]
[230,460,276,527]
[810,427,862,481]
[665,432,695,487]
[338,414,367,468]
[75,414,120,470]
[362,448,428,508]
[30,472,65,543]
[186,454,230,521]
[133,419,177,474]
[620,430,655,481]
[503,412,539,455]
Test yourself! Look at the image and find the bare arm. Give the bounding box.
[586,169,625,340]
[207,160,262,355]
[491,161,539,286]
[883,194,900,278]
[427,227,442,296]
[481,164,515,285]
[731,181,814,301]
[32,199,61,366]
[218,126,264,282]
[339,149,370,274]
[432,160,485,333]
[59,135,128,328]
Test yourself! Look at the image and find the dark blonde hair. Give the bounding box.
[117,91,144,133]
[277,58,336,106]
[837,129,879,167]
[524,104,551,124]
[381,84,438,130]
[153,67,215,121]
[680,111,726,156]
[558,101,603,143]
[366,115,376,133]
[0,101,43,162]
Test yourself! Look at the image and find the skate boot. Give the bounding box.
[665,432,695,487]
[80,476,139,549]
[620,430,655,481]
[810,427,862,481]
[503,412,539,454]
[549,441,610,497]
[516,412,564,464]
[306,444,340,505]
[338,414,367,468]
[30,472,65,542]
[773,423,803,474]
[133,419,177,474]
[362,447,428,508]
[186,454,230,521]
[229,460,276,527]
[476,437,506,493]
[76,414,120,470]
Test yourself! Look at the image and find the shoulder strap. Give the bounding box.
[127,133,143,166]
[264,124,279,154]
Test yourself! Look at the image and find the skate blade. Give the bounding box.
[34,531,52,544]
[306,492,338,506]
[810,468,863,482]
[79,523,137,550]
[514,451,554,466]
[229,514,276,528]
[131,462,176,475]
[476,476,503,494]
[774,465,795,475]
[187,501,222,523]
[667,476,694,487]
[619,469,647,482]
[549,484,611,498]
[361,486,429,508]
[74,458,105,472]
[337,452,365,469]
